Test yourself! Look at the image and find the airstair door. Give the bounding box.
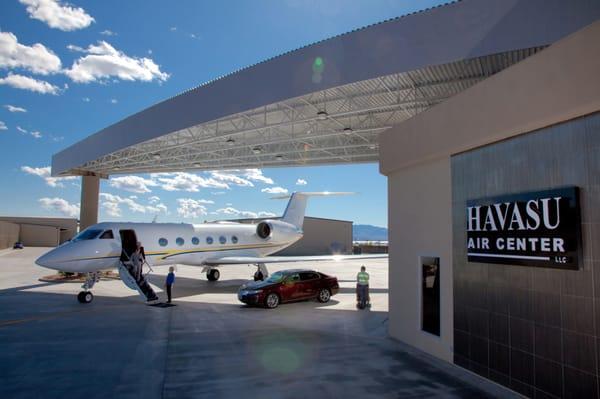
[118,229,158,302]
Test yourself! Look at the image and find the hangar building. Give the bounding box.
[51,1,600,397]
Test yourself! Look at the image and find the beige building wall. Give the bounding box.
[234,216,353,256]
[0,217,77,247]
[20,224,60,247]
[0,221,20,249]
[280,217,352,256]
[379,21,600,363]
[387,158,454,361]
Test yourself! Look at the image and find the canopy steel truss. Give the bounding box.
[77,48,544,176]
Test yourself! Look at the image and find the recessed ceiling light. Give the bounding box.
[316,111,328,120]
[226,138,235,145]
[343,127,353,134]
[252,146,262,154]
[114,166,120,170]
[152,153,161,160]
[275,155,283,160]
[193,163,201,167]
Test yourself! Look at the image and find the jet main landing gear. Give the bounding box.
[77,272,100,304]
[207,268,220,281]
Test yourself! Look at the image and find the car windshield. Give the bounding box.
[72,229,103,242]
[265,271,286,283]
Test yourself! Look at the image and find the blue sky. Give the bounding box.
[0,0,447,227]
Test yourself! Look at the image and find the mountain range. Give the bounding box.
[353,224,388,241]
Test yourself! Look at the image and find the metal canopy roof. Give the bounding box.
[79,49,543,175]
[51,0,600,177]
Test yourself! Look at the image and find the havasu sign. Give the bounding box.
[466,187,581,269]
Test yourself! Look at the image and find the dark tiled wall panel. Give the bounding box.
[451,111,600,398]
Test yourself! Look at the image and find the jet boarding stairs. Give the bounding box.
[118,256,159,302]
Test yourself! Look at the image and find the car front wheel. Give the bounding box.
[317,288,331,303]
[265,293,280,309]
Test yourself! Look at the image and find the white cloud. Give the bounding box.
[148,195,160,204]
[66,44,84,52]
[110,98,117,104]
[21,165,78,187]
[208,169,274,187]
[16,125,27,134]
[147,203,168,214]
[100,30,116,36]
[4,104,27,113]
[82,97,90,102]
[211,191,226,195]
[210,171,254,187]
[0,121,7,130]
[0,31,62,75]
[214,207,276,219]
[100,193,164,217]
[177,198,209,219]
[261,186,288,194]
[296,178,307,185]
[169,27,177,32]
[30,130,42,138]
[109,175,157,193]
[64,41,169,83]
[147,49,152,55]
[0,73,60,94]
[20,0,95,31]
[129,195,137,199]
[153,172,229,192]
[39,197,79,217]
[243,169,274,184]
[215,207,258,219]
[15,126,43,139]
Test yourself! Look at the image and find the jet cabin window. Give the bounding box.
[219,236,227,244]
[99,230,114,239]
[231,236,238,244]
[176,237,184,246]
[158,238,168,247]
[191,237,199,245]
[72,229,102,241]
[206,237,214,245]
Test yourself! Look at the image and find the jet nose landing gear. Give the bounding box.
[77,272,100,304]
[77,291,94,303]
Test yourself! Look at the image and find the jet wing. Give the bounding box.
[203,253,388,265]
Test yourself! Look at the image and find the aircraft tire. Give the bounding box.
[78,291,93,304]
[207,269,220,281]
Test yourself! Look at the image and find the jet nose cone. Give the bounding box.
[35,249,60,270]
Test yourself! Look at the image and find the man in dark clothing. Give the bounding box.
[165,266,175,303]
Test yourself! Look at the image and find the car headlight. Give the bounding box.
[245,289,263,295]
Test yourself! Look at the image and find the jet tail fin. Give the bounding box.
[274,192,354,229]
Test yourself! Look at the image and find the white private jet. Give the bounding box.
[36,192,387,303]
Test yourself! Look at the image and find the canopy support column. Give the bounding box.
[80,175,100,231]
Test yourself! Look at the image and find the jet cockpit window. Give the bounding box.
[191,237,199,245]
[72,229,103,241]
[158,238,168,247]
[206,237,214,245]
[176,237,184,246]
[219,236,226,244]
[231,236,238,244]
[99,230,114,239]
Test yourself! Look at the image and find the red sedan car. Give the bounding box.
[238,269,339,309]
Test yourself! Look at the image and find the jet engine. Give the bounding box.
[256,221,272,239]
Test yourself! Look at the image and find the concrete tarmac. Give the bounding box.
[0,248,517,399]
